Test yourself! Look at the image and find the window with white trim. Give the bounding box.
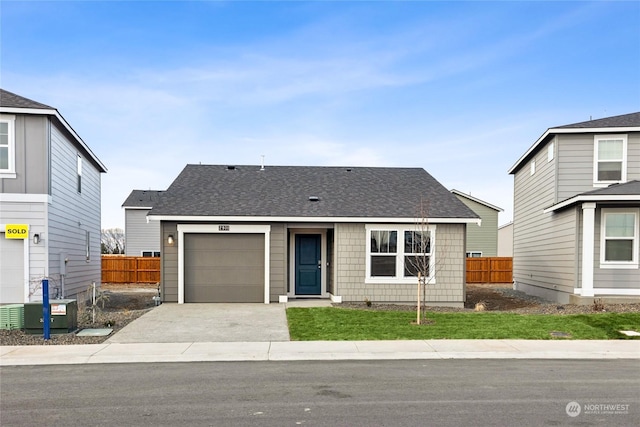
[548,141,554,162]
[142,251,161,257]
[466,251,482,258]
[0,115,16,177]
[85,230,91,261]
[594,135,627,185]
[77,155,83,193]
[366,225,435,283]
[530,160,536,175]
[600,209,639,268]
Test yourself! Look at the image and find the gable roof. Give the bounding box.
[149,165,480,223]
[0,88,107,173]
[451,189,503,212]
[122,190,165,208]
[509,112,640,175]
[544,180,640,213]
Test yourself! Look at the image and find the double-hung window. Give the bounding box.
[594,135,627,186]
[366,225,435,283]
[0,115,16,178]
[600,209,639,268]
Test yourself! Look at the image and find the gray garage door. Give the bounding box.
[0,235,25,304]
[184,233,265,303]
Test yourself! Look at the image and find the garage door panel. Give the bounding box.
[184,233,265,303]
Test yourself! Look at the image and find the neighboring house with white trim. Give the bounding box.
[148,165,479,306]
[0,88,107,303]
[122,190,164,257]
[509,112,640,304]
[451,190,502,257]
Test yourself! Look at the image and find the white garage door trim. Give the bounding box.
[0,225,30,303]
[177,224,271,304]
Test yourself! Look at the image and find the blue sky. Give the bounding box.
[2,1,639,229]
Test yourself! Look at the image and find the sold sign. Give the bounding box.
[5,224,29,239]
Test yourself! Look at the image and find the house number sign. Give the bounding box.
[218,225,230,231]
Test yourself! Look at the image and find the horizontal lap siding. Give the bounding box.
[513,138,577,302]
[48,123,102,299]
[124,209,160,255]
[455,195,499,256]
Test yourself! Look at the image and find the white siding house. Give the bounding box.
[509,112,640,304]
[0,89,107,303]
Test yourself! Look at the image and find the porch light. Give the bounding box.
[33,234,40,244]
[167,234,174,245]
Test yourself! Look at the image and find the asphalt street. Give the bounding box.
[1,359,638,426]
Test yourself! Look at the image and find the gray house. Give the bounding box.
[122,190,164,256]
[0,89,107,303]
[509,112,640,304]
[148,165,479,306]
[451,190,502,257]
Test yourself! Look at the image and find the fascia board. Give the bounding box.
[0,107,108,173]
[508,126,640,175]
[544,194,640,213]
[148,215,482,225]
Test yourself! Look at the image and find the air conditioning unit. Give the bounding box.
[0,304,25,330]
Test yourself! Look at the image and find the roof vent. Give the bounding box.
[226,165,236,170]
[346,168,352,172]
[308,196,320,202]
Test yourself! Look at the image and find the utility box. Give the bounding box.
[24,299,78,334]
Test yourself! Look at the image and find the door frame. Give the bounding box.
[288,229,327,298]
[177,224,271,304]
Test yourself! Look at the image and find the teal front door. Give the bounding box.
[295,234,322,295]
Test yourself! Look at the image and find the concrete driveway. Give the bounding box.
[106,303,291,343]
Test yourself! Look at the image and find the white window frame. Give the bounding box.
[365,224,436,284]
[77,154,83,193]
[547,141,554,162]
[141,250,161,257]
[530,160,536,176]
[599,208,639,269]
[0,114,16,178]
[466,251,483,258]
[593,134,627,187]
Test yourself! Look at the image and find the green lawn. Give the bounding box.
[286,307,640,341]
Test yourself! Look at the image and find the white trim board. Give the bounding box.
[176,224,271,304]
[151,215,481,225]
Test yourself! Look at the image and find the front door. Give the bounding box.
[295,234,321,295]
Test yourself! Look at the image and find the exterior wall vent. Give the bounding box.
[309,196,320,202]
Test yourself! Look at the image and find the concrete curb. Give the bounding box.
[2,339,639,366]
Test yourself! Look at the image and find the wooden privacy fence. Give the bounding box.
[466,257,513,284]
[102,256,160,284]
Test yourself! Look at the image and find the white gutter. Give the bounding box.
[147,215,482,225]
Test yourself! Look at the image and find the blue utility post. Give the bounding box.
[42,279,50,340]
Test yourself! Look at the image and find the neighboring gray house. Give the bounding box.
[0,88,107,304]
[148,165,479,306]
[122,190,164,257]
[509,112,640,304]
[497,222,513,257]
[451,190,502,257]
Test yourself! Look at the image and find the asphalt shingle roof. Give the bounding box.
[580,180,640,197]
[149,165,479,219]
[555,112,640,129]
[0,88,54,109]
[122,190,165,208]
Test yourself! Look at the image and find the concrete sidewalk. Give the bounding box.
[2,339,639,366]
